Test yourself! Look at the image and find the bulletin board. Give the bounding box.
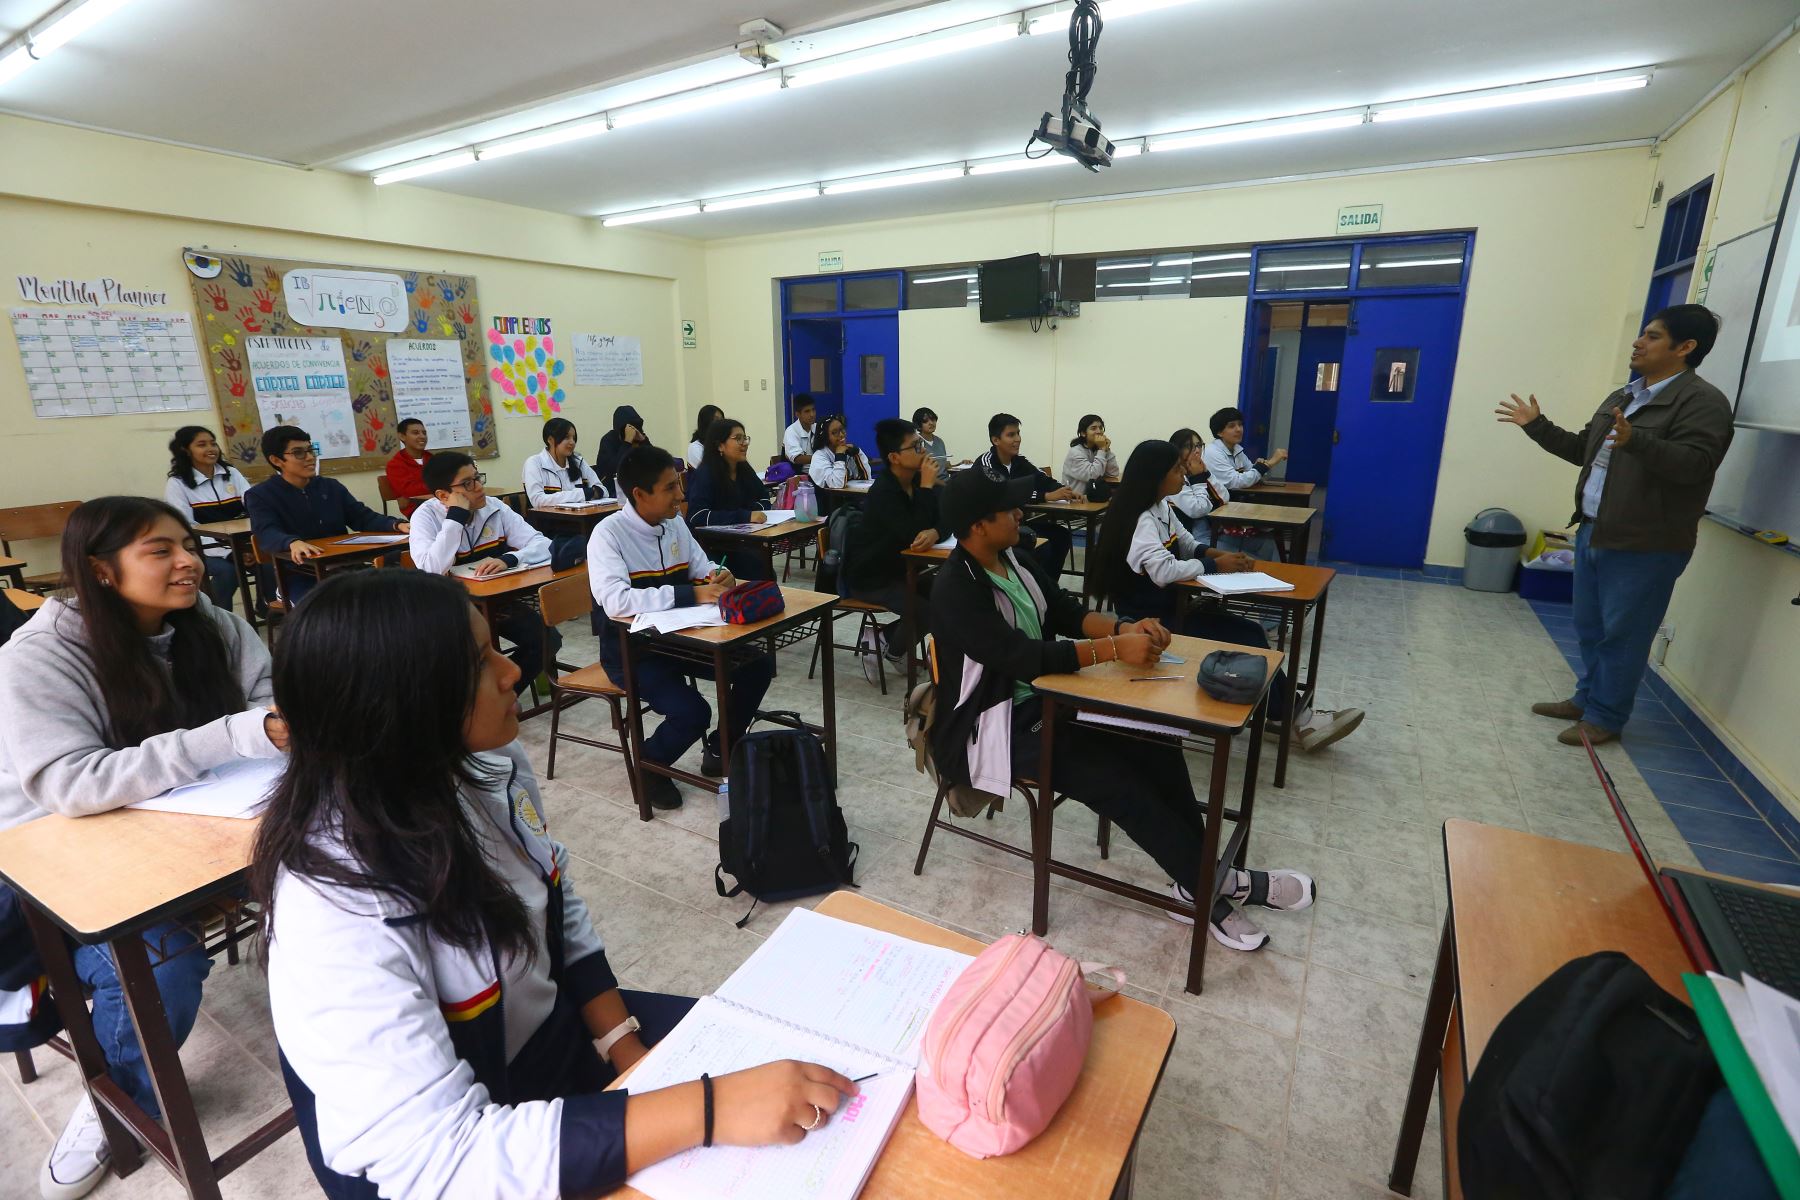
[182,249,496,479]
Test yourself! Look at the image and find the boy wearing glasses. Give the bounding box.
[246,425,407,605]
[409,452,557,692]
[844,418,941,670]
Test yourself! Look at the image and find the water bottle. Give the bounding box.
[795,479,817,523]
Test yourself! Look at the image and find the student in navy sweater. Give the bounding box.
[685,417,775,580]
[245,425,407,605]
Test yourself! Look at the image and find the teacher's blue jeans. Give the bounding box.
[72,919,212,1119]
[1569,523,1691,733]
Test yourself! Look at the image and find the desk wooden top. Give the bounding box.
[1244,480,1316,498]
[192,518,253,537]
[0,553,30,569]
[821,483,876,497]
[1210,502,1317,527]
[1032,633,1284,733]
[693,517,824,542]
[308,532,410,563]
[0,807,257,942]
[6,589,45,612]
[1444,820,1693,1070]
[901,545,953,564]
[1025,498,1108,515]
[529,503,619,522]
[606,891,1174,1200]
[457,563,584,601]
[1176,560,1335,604]
[617,586,837,646]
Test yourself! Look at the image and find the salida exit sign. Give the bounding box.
[1337,204,1384,233]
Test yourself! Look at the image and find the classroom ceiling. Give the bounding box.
[1,0,1795,240]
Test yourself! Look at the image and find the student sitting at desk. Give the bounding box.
[783,394,820,468]
[686,418,776,581]
[928,471,1314,951]
[685,404,724,469]
[590,446,775,810]
[593,405,650,493]
[845,418,941,675]
[245,425,407,606]
[164,423,252,612]
[976,412,1076,583]
[256,570,857,1200]
[522,417,607,508]
[1167,427,1224,542]
[410,452,556,694]
[383,418,433,517]
[808,415,873,488]
[913,406,954,474]
[0,496,286,1200]
[1093,440,1364,754]
[1060,413,1120,501]
[1202,407,1284,559]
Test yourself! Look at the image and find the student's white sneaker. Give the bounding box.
[856,625,883,686]
[1224,867,1316,911]
[40,1095,110,1200]
[1296,707,1364,752]
[1166,883,1271,951]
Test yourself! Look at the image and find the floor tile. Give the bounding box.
[1635,769,1762,818]
[1299,963,1430,1077]
[1307,903,1439,995]
[1690,846,1800,886]
[1622,740,1726,781]
[1286,1044,1430,1184]
[1133,1092,1282,1200]
[1157,1010,1295,1141]
[1660,803,1798,860]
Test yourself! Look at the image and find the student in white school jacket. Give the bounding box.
[807,415,873,489]
[782,395,819,466]
[257,570,857,1200]
[164,424,253,611]
[522,417,607,508]
[1202,406,1284,560]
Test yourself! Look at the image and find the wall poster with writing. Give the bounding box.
[183,249,495,479]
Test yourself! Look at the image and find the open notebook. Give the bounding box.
[621,908,973,1200]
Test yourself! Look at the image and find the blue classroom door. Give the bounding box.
[785,320,842,423]
[839,315,899,462]
[1321,293,1465,567]
[1287,322,1346,486]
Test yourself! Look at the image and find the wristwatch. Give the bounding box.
[595,1015,641,1063]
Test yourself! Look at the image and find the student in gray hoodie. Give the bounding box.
[0,496,284,1200]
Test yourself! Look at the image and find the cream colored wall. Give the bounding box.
[705,148,1655,563]
[0,116,712,570]
[1646,31,1800,808]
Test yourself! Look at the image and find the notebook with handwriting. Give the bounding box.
[620,908,973,1200]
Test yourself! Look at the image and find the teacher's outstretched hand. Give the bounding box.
[1495,393,1541,426]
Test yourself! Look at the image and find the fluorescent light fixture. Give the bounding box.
[1192,251,1251,263]
[703,186,820,213]
[479,117,610,161]
[912,271,976,284]
[601,204,701,227]
[1261,261,1347,272]
[612,75,781,129]
[1097,259,1153,271]
[968,153,1075,176]
[31,0,135,55]
[1191,269,1250,279]
[1150,110,1366,153]
[1026,0,1204,34]
[1364,257,1465,268]
[0,44,32,86]
[372,151,477,185]
[787,22,1017,88]
[823,166,965,195]
[1371,70,1649,123]
[1148,276,1188,283]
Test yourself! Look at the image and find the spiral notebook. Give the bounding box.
[620,908,973,1200]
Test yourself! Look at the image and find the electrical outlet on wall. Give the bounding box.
[743,379,750,391]
[761,379,768,391]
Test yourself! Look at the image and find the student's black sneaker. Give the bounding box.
[641,772,683,811]
[881,625,908,664]
[700,738,723,779]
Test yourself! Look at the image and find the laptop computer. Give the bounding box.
[1581,733,1800,1000]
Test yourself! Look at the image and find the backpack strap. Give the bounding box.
[791,736,858,889]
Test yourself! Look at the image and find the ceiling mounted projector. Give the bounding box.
[1027,0,1113,171]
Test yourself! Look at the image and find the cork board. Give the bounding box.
[182,249,496,479]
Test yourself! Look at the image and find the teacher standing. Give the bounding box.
[1496,304,1733,746]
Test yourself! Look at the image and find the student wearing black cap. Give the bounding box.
[927,469,1314,952]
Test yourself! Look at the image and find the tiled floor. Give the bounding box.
[5,573,1795,1199]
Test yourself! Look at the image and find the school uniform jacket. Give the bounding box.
[1202,440,1266,497]
[408,498,552,577]
[976,448,1057,501]
[684,463,772,528]
[164,465,252,557]
[1060,445,1118,497]
[783,420,817,463]
[245,475,400,558]
[521,450,605,509]
[587,505,715,669]
[1117,500,1217,619]
[808,445,872,489]
[268,742,629,1199]
[1169,475,1220,540]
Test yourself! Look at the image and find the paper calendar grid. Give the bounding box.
[11,308,213,419]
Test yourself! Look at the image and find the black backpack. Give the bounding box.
[1458,951,1719,1200]
[816,505,861,597]
[714,727,857,926]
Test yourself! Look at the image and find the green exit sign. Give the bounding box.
[1337,204,1384,234]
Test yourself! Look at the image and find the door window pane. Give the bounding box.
[844,275,900,311]
[788,281,837,313]
[906,268,977,309]
[1357,240,1466,288]
[1314,363,1341,391]
[860,355,886,395]
[1371,348,1419,402]
[1256,245,1352,292]
[808,358,829,392]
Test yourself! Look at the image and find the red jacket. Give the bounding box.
[384,450,431,516]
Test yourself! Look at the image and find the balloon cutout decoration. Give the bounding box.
[486,327,566,415]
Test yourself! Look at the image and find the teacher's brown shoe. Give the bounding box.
[1557,721,1617,747]
[1531,699,1583,720]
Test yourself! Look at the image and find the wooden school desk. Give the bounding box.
[265,530,408,604]
[1031,635,1285,995]
[1243,480,1316,508]
[1175,561,1335,790]
[0,553,25,589]
[7,586,45,612]
[1388,820,1695,1197]
[606,890,1176,1200]
[1023,497,1109,601]
[457,562,587,718]
[0,808,290,1200]
[819,481,875,513]
[525,501,619,537]
[1209,501,1317,564]
[611,587,839,820]
[899,542,951,694]
[191,517,260,618]
[692,517,825,583]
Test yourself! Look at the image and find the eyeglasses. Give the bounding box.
[905,441,929,455]
[283,447,317,460]
[453,472,488,490]
[729,434,752,445]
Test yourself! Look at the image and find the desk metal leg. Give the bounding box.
[1237,697,1266,870]
[711,645,732,783]
[903,559,920,696]
[22,906,144,1179]
[1182,735,1231,994]
[112,935,222,1200]
[819,608,838,785]
[616,632,654,822]
[1274,604,1303,789]
[1305,590,1328,702]
[231,540,256,620]
[1032,699,1057,938]
[1389,915,1455,1195]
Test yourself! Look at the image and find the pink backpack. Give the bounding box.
[916,932,1123,1158]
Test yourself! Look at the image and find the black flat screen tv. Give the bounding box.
[979,253,1045,323]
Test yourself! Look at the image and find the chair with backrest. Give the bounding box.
[805,506,895,693]
[0,500,82,593]
[538,574,636,805]
[248,536,289,641]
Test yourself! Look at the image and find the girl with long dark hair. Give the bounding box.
[1092,441,1364,753]
[1060,413,1119,500]
[685,418,776,580]
[256,571,853,1197]
[686,404,724,467]
[164,424,253,611]
[1167,427,1224,539]
[522,417,606,507]
[0,496,284,1197]
[807,416,871,488]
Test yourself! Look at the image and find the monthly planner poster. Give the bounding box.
[184,249,495,478]
[11,308,211,418]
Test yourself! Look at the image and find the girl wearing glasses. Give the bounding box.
[686,418,776,579]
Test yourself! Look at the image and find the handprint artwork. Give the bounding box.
[485,327,566,415]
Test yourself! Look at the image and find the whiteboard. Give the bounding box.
[1703,223,1800,539]
[1739,146,1800,433]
